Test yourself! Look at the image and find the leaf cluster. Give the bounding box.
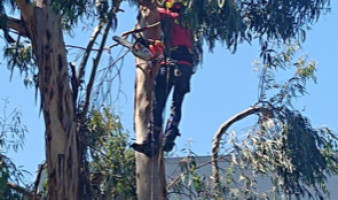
[220,107,337,200]
[50,0,137,30]
[86,108,136,200]
[0,99,29,200]
[181,0,330,52]
[258,43,317,106]
[168,155,219,200]
[216,44,338,199]
[3,41,37,87]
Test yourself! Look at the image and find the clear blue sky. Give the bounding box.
[1,2,338,183]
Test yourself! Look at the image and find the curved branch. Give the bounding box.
[211,106,271,190]
[7,182,43,200]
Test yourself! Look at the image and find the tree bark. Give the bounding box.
[17,1,81,199]
[134,2,167,200]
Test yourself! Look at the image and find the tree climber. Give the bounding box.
[132,0,197,157]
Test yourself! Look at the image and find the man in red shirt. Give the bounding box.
[132,0,196,157]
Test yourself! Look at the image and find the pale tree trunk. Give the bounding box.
[16,0,80,199]
[134,2,167,200]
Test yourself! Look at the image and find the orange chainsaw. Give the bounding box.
[113,36,164,61]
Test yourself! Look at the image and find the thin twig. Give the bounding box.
[66,43,119,52]
[66,45,101,52]
[121,21,161,37]
[80,6,121,122]
[98,49,130,72]
[166,156,231,190]
[93,50,127,105]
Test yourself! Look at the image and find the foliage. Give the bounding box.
[37,108,136,200]
[1,0,331,53]
[86,108,136,200]
[219,112,337,200]
[50,0,138,26]
[181,0,330,52]
[0,99,29,200]
[3,41,37,87]
[0,0,335,199]
[167,43,338,200]
[218,44,338,199]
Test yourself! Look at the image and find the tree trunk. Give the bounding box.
[134,3,167,200]
[18,1,80,199]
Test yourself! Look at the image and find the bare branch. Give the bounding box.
[121,21,161,37]
[5,16,29,37]
[66,44,101,52]
[66,43,119,52]
[211,106,272,189]
[80,20,113,122]
[7,182,43,200]
[98,49,130,72]
[77,22,105,83]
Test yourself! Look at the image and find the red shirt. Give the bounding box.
[158,8,194,50]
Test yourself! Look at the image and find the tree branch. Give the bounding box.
[4,16,28,37]
[7,182,43,200]
[77,22,105,88]
[33,163,47,195]
[166,155,231,190]
[211,106,271,189]
[80,20,113,122]
[121,21,161,37]
[14,0,33,20]
[66,43,119,52]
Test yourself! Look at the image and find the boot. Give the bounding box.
[162,127,181,152]
[131,134,157,157]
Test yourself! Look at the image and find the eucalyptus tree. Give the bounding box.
[0,0,332,200]
[1,0,129,199]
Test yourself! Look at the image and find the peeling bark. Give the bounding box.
[18,1,80,199]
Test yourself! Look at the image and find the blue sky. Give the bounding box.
[1,1,338,183]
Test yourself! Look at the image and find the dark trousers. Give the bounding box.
[150,63,194,137]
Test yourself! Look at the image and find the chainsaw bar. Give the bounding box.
[113,35,156,61]
[113,36,133,49]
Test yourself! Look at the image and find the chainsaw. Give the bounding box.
[113,36,164,61]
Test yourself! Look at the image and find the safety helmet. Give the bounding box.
[166,0,187,11]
